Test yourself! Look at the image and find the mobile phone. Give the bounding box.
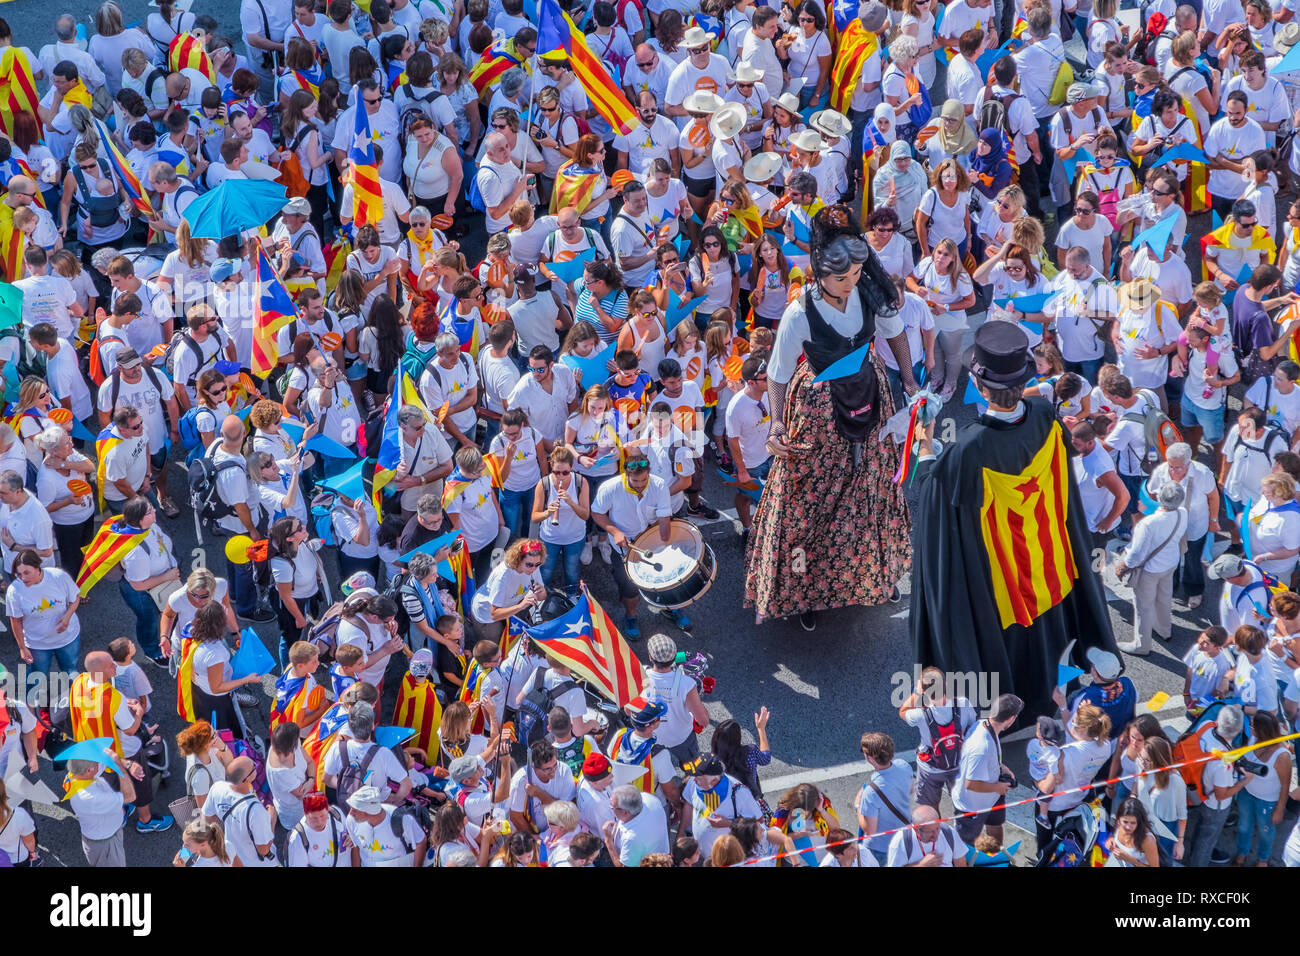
[179,847,195,866]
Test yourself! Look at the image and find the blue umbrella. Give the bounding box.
[182,178,289,240]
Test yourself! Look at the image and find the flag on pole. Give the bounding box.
[252,248,301,378]
[0,46,38,141]
[522,588,645,705]
[169,32,216,83]
[347,100,384,227]
[76,519,148,596]
[468,38,528,96]
[828,20,879,117]
[291,68,322,99]
[537,0,638,136]
[94,119,154,217]
[371,367,407,516]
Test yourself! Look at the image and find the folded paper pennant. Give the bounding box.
[812,341,872,383]
[317,458,367,502]
[1148,142,1208,167]
[1130,214,1176,256]
[53,737,118,764]
[228,629,276,680]
[1057,663,1086,687]
[664,291,698,328]
[399,528,465,581]
[544,247,596,285]
[374,725,419,749]
[305,434,357,459]
[716,467,764,502]
[280,420,307,445]
[560,340,617,388]
[1272,40,1300,74]
[992,292,1052,313]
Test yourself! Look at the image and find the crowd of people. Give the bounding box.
[2,0,1300,869]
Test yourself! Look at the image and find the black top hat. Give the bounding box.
[963,322,1034,389]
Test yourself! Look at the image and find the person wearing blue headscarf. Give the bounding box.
[969,129,1013,202]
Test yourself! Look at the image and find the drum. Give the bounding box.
[625,518,717,610]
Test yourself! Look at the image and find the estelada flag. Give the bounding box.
[550,160,603,217]
[522,588,645,705]
[393,672,443,764]
[347,102,384,228]
[458,659,488,734]
[537,0,638,136]
[169,32,216,83]
[1199,219,1276,282]
[468,38,527,97]
[979,422,1079,629]
[252,248,301,378]
[94,426,123,513]
[76,518,148,596]
[828,20,879,118]
[0,46,39,141]
[304,703,349,789]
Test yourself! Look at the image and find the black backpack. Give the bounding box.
[164,331,208,394]
[187,443,245,538]
[385,570,414,637]
[517,668,579,746]
[334,737,381,810]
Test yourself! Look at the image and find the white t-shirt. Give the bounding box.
[769,290,903,385]
[345,805,425,867]
[952,720,1002,814]
[5,567,79,650]
[335,616,392,686]
[1204,116,1267,200]
[1054,216,1113,273]
[724,389,772,470]
[202,781,277,867]
[917,189,971,246]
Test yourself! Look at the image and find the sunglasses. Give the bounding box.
[540,104,559,112]
[636,59,655,68]
[798,15,815,21]
[492,122,508,129]
[874,225,895,233]
[625,459,649,472]
[1151,189,1175,197]
[363,97,381,105]
[1075,206,1095,215]
[703,239,722,247]
[529,364,549,374]
[552,467,572,475]
[688,45,709,54]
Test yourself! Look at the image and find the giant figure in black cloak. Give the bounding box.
[909,323,1117,720]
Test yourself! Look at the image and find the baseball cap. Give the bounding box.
[625,696,667,728]
[342,571,376,596]
[209,258,241,283]
[449,755,481,783]
[1085,647,1122,682]
[1208,554,1246,580]
[116,347,143,370]
[214,360,241,376]
[684,753,724,776]
[409,648,434,678]
[646,633,677,665]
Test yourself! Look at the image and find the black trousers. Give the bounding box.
[53,517,95,581]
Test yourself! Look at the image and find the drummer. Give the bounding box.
[591,450,691,637]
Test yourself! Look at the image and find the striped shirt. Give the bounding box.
[574,278,629,345]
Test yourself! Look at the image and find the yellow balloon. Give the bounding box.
[224,535,253,565]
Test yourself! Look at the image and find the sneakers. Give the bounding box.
[888,586,901,604]
[237,607,277,624]
[1116,640,1151,656]
[235,687,260,708]
[598,539,613,564]
[686,499,721,520]
[581,538,594,565]
[136,814,175,834]
[799,611,817,631]
[122,802,136,826]
[1115,525,1133,543]
[145,654,169,668]
[1210,847,1233,866]
[623,617,641,639]
[664,607,692,631]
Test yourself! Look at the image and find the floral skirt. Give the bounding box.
[744,354,912,618]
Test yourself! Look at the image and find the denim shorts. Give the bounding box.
[1179,400,1226,443]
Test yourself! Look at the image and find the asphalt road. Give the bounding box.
[4,0,1287,868]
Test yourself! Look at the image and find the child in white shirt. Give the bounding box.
[1028,716,1065,827]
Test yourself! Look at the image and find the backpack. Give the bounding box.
[385,569,416,636]
[389,803,431,856]
[221,732,272,806]
[398,84,440,146]
[916,705,965,773]
[104,362,166,412]
[309,491,341,548]
[1171,701,1246,803]
[335,737,381,810]
[467,164,498,213]
[517,668,580,746]
[289,806,344,867]
[187,443,245,537]
[219,794,277,863]
[1120,387,1183,473]
[144,67,169,101]
[274,125,313,198]
[1048,58,1076,107]
[560,110,592,141]
[13,336,46,383]
[542,227,604,263]
[400,332,443,382]
[89,329,125,386]
[163,331,207,394]
[177,406,204,454]
[306,600,349,663]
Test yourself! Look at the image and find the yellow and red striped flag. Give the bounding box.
[169,32,216,83]
[176,635,198,722]
[76,518,148,597]
[0,46,38,140]
[979,423,1079,629]
[537,0,638,136]
[828,20,879,118]
[468,38,528,97]
[458,659,488,733]
[252,247,301,378]
[549,159,603,216]
[393,672,443,764]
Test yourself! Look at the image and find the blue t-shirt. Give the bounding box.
[857,757,914,853]
[1069,678,1136,741]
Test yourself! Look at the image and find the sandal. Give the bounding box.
[160,496,181,519]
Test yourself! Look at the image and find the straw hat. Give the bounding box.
[788,129,825,152]
[811,109,852,140]
[683,26,712,48]
[1119,277,1162,314]
[773,92,801,116]
[744,151,783,182]
[733,63,763,84]
[683,90,724,114]
[710,102,747,140]
[1277,21,1300,54]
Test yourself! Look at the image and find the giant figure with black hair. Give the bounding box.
[909,323,1117,722]
[744,205,917,630]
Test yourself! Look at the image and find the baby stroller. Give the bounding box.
[1035,801,1102,867]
